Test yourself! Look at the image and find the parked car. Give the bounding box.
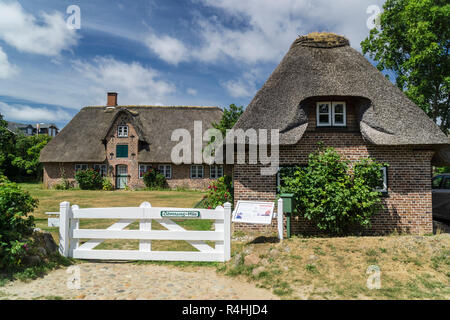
[432,173,450,222]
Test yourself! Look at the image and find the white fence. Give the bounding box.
[59,201,232,262]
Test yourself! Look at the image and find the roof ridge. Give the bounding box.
[84,105,221,109]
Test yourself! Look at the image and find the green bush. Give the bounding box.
[0,176,37,270]
[201,175,233,209]
[75,169,103,190]
[143,167,166,189]
[280,146,386,235]
[102,177,114,191]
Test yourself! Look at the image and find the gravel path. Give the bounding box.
[0,262,277,300]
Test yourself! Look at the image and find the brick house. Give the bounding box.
[40,93,231,189]
[232,33,450,235]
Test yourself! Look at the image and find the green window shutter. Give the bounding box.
[116,145,128,158]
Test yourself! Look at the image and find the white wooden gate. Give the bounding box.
[59,201,232,262]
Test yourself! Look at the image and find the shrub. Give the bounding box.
[280,145,386,235]
[143,167,166,189]
[202,175,233,209]
[0,176,37,270]
[102,177,114,191]
[75,169,103,190]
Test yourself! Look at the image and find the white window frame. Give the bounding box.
[158,165,172,179]
[332,102,347,126]
[139,164,151,179]
[118,125,129,138]
[316,102,331,126]
[75,164,88,172]
[210,165,224,179]
[93,164,107,177]
[190,165,204,179]
[375,166,388,193]
[316,101,347,127]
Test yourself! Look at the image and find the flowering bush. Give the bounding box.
[0,176,37,270]
[143,167,166,189]
[202,175,233,209]
[75,169,103,190]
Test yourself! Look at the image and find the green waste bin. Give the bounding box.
[280,193,296,238]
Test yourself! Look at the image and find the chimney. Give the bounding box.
[107,92,118,106]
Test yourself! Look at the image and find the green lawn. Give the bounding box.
[20,183,209,251]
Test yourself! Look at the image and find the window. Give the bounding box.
[432,176,443,189]
[375,166,388,193]
[139,164,150,178]
[93,164,107,177]
[158,165,172,179]
[442,177,450,190]
[316,101,347,127]
[118,125,128,138]
[210,166,224,179]
[116,145,128,158]
[75,164,88,172]
[190,165,204,178]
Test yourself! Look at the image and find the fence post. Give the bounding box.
[139,202,152,252]
[277,198,284,241]
[59,201,71,257]
[223,202,232,261]
[69,205,79,255]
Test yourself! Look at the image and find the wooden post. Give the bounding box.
[277,198,284,241]
[59,201,71,257]
[139,202,152,252]
[69,205,79,256]
[223,202,232,261]
[214,206,224,255]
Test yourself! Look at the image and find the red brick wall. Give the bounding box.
[233,131,434,235]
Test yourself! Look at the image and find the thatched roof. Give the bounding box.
[40,106,223,163]
[234,32,450,165]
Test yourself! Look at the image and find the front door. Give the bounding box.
[116,165,128,189]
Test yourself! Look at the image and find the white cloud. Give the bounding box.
[72,57,175,105]
[145,33,189,65]
[223,69,259,98]
[0,1,79,56]
[187,88,198,95]
[0,102,72,122]
[0,46,18,78]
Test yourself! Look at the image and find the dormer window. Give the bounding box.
[316,101,346,127]
[118,125,128,137]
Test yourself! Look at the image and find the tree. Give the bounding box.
[11,134,52,180]
[213,104,244,137]
[361,0,449,131]
[0,114,15,176]
[280,146,386,235]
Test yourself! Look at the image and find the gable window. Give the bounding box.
[375,166,388,193]
[118,125,128,138]
[139,164,152,178]
[316,101,347,127]
[158,165,172,179]
[210,165,223,179]
[116,145,128,158]
[190,165,204,179]
[75,164,88,172]
[93,164,107,177]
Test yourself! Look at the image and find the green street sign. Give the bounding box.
[160,210,200,218]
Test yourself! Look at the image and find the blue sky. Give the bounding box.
[0,0,386,129]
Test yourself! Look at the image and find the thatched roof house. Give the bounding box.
[234,32,450,165]
[232,32,450,236]
[40,93,229,190]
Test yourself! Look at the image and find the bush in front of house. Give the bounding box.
[102,177,114,191]
[143,167,167,189]
[201,175,233,209]
[75,169,103,190]
[0,175,37,270]
[280,145,386,235]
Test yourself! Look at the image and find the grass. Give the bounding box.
[20,182,208,251]
[219,234,450,300]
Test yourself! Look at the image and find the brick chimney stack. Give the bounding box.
[107,92,118,106]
